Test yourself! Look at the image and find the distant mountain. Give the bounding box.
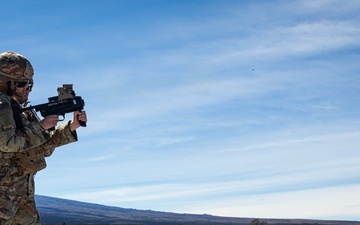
[35,195,360,225]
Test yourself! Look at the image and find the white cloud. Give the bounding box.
[187,184,360,220]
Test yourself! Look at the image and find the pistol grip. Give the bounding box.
[78,116,87,127]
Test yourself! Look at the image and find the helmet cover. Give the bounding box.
[0,51,34,81]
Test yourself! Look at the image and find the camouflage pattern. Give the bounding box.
[0,93,48,153]
[0,93,78,223]
[2,183,42,225]
[0,51,33,80]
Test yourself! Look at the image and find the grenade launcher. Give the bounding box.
[22,84,86,127]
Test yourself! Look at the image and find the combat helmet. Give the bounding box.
[0,51,34,95]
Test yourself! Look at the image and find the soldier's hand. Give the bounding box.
[70,111,87,131]
[39,115,59,130]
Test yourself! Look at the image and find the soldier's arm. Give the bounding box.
[42,121,78,157]
[0,94,49,153]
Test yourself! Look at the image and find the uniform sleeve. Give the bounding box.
[0,94,49,153]
[42,120,78,157]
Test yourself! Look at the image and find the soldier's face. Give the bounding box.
[14,84,32,104]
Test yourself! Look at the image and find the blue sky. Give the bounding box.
[1,0,360,221]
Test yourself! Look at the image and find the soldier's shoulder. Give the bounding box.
[0,92,11,109]
[0,92,9,98]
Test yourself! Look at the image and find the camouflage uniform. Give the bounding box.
[0,52,78,224]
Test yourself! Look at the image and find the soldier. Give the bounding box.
[0,51,87,224]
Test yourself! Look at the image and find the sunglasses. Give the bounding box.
[14,80,30,88]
